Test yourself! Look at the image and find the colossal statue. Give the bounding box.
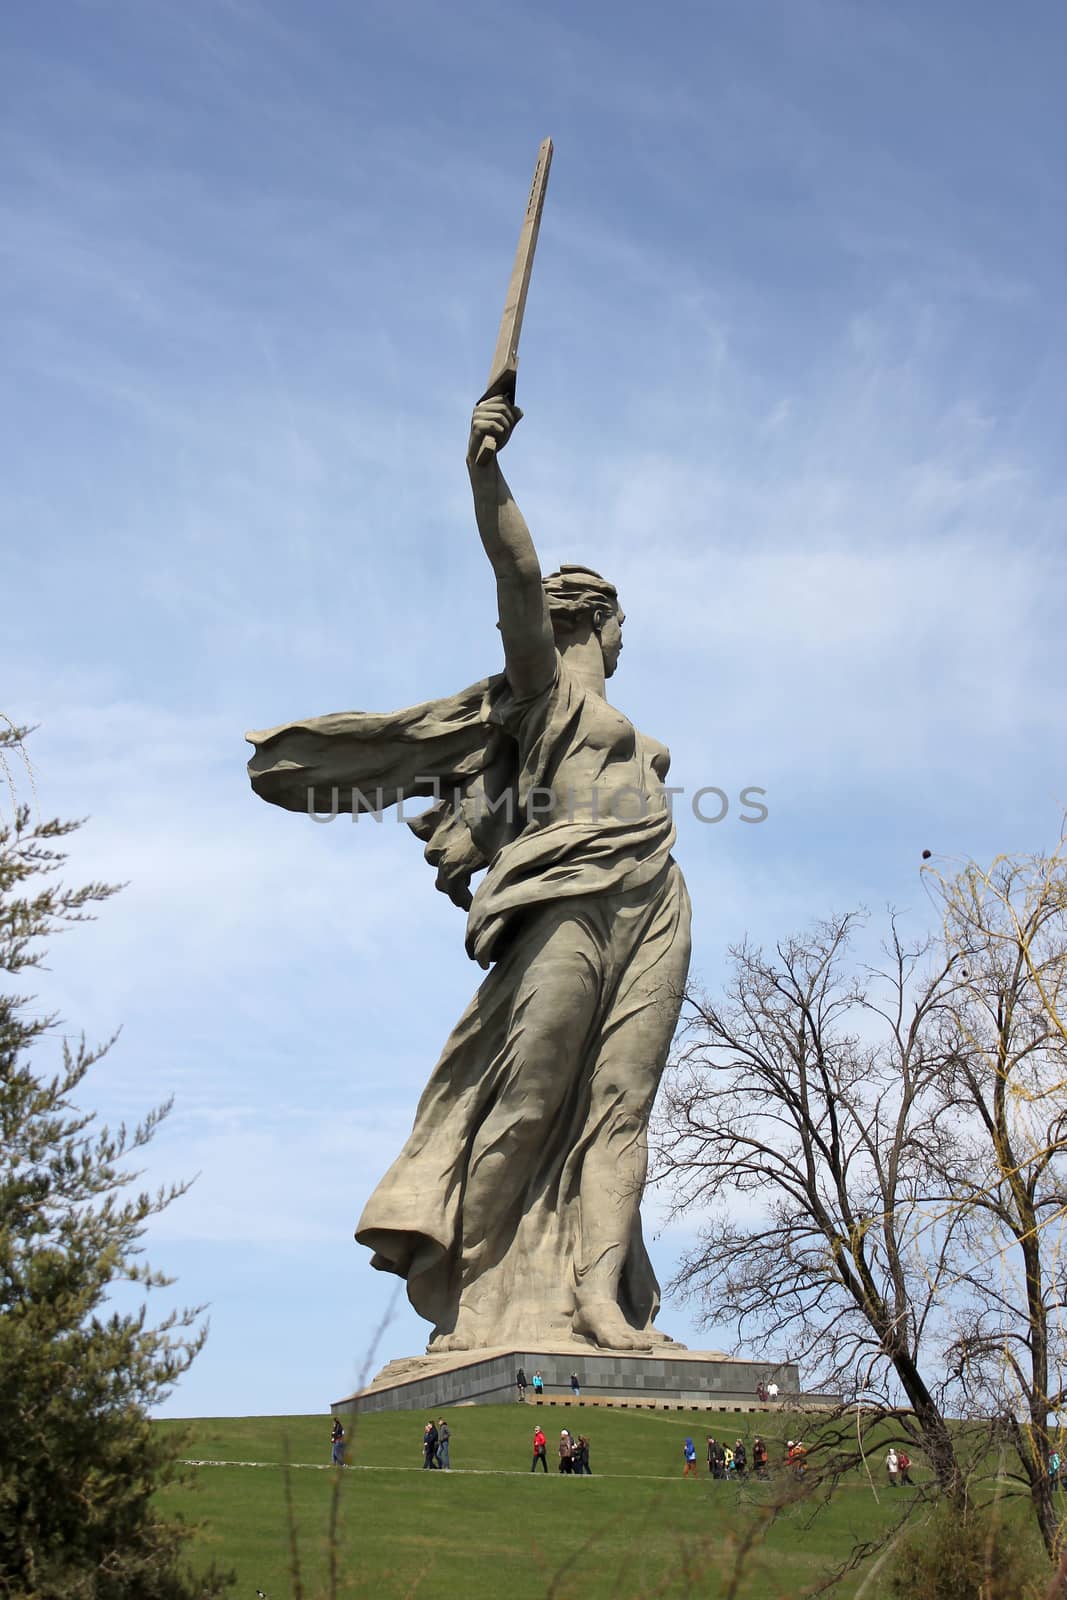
[247,396,691,1352]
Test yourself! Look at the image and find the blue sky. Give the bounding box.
[3,0,1065,1416]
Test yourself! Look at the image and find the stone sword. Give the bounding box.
[475,136,554,468]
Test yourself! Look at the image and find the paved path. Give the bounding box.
[179,1458,828,1487]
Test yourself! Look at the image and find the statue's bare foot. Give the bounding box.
[431,1332,470,1353]
[647,1327,685,1349]
[430,1309,482,1353]
[573,1297,654,1352]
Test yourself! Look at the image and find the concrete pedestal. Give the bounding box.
[332,1345,835,1415]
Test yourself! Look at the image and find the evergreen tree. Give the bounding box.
[0,723,229,1598]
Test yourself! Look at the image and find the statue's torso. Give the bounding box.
[467,656,684,966]
[502,655,674,828]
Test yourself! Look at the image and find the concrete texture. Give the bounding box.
[332,1347,834,1416]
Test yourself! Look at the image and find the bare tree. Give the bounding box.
[653,911,968,1498]
[654,832,1067,1568]
[924,838,1067,1558]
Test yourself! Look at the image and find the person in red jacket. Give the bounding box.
[531,1427,548,1472]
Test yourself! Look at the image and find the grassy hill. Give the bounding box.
[154,1405,1023,1599]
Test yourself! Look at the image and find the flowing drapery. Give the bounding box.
[247,655,691,1346]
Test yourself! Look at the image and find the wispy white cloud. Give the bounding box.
[4,0,1064,1413]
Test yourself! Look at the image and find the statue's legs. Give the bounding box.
[394,861,690,1355]
[570,990,683,1348]
[572,870,691,1350]
[437,905,603,1350]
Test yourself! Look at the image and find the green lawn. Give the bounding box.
[155,1407,1033,1599]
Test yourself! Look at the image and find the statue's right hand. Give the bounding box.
[467,396,522,468]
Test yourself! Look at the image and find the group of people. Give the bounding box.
[516,1367,579,1399]
[421,1418,451,1469]
[683,1435,771,1479]
[332,1410,931,1487]
[883,1447,914,1486]
[530,1426,591,1474]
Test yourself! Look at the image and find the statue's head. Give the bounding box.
[542,565,624,677]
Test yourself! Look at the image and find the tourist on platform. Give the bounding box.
[330,1418,345,1467]
[885,1446,899,1487]
[574,1435,591,1475]
[532,1370,544,1395]
[559,1429,574,1473]
[755,1379,768,1402]
[683,1437,698,1477]
[733,1439,747,1478]
[752,1436,769,1479]
[436,1418,451,1470]
[766,1380,779,1401]
[422,1420,439,1469]
[570,1371,581,1397]
[516,1367,528,1401]
[897,1448,913,1486]
[531,1426,548,1472]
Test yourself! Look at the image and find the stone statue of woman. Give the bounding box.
[247,397,691,1352]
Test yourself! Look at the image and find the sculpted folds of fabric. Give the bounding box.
[249,373,694,1352]
[248,651,691,1351]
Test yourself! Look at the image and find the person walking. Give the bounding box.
[1051,1450,1062,1492]
[885,1446,899,1486]
[574,1435,591,1475]
[897,1448,912,1486]
[436,1418,451,1470]
[531,1426,548,1472]
[516,1367,528,1401]
[422,1420,439,1469]
[570,1371,581,1398]
[706,1435,716,1475]
[733,1439,747,1479]
[752,1436,769,1480]
[559,1429,574,1473]
[330,1419,346,1467]
[683,1437,698,1478]
[710,1437,726,1480]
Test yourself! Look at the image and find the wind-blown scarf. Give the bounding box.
[246,676,518,913]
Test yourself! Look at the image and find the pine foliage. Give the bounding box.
[0,723,230,1599]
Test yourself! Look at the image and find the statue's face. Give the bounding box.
[598,608,625,677]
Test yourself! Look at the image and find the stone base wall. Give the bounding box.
[332,1347,830,1416]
